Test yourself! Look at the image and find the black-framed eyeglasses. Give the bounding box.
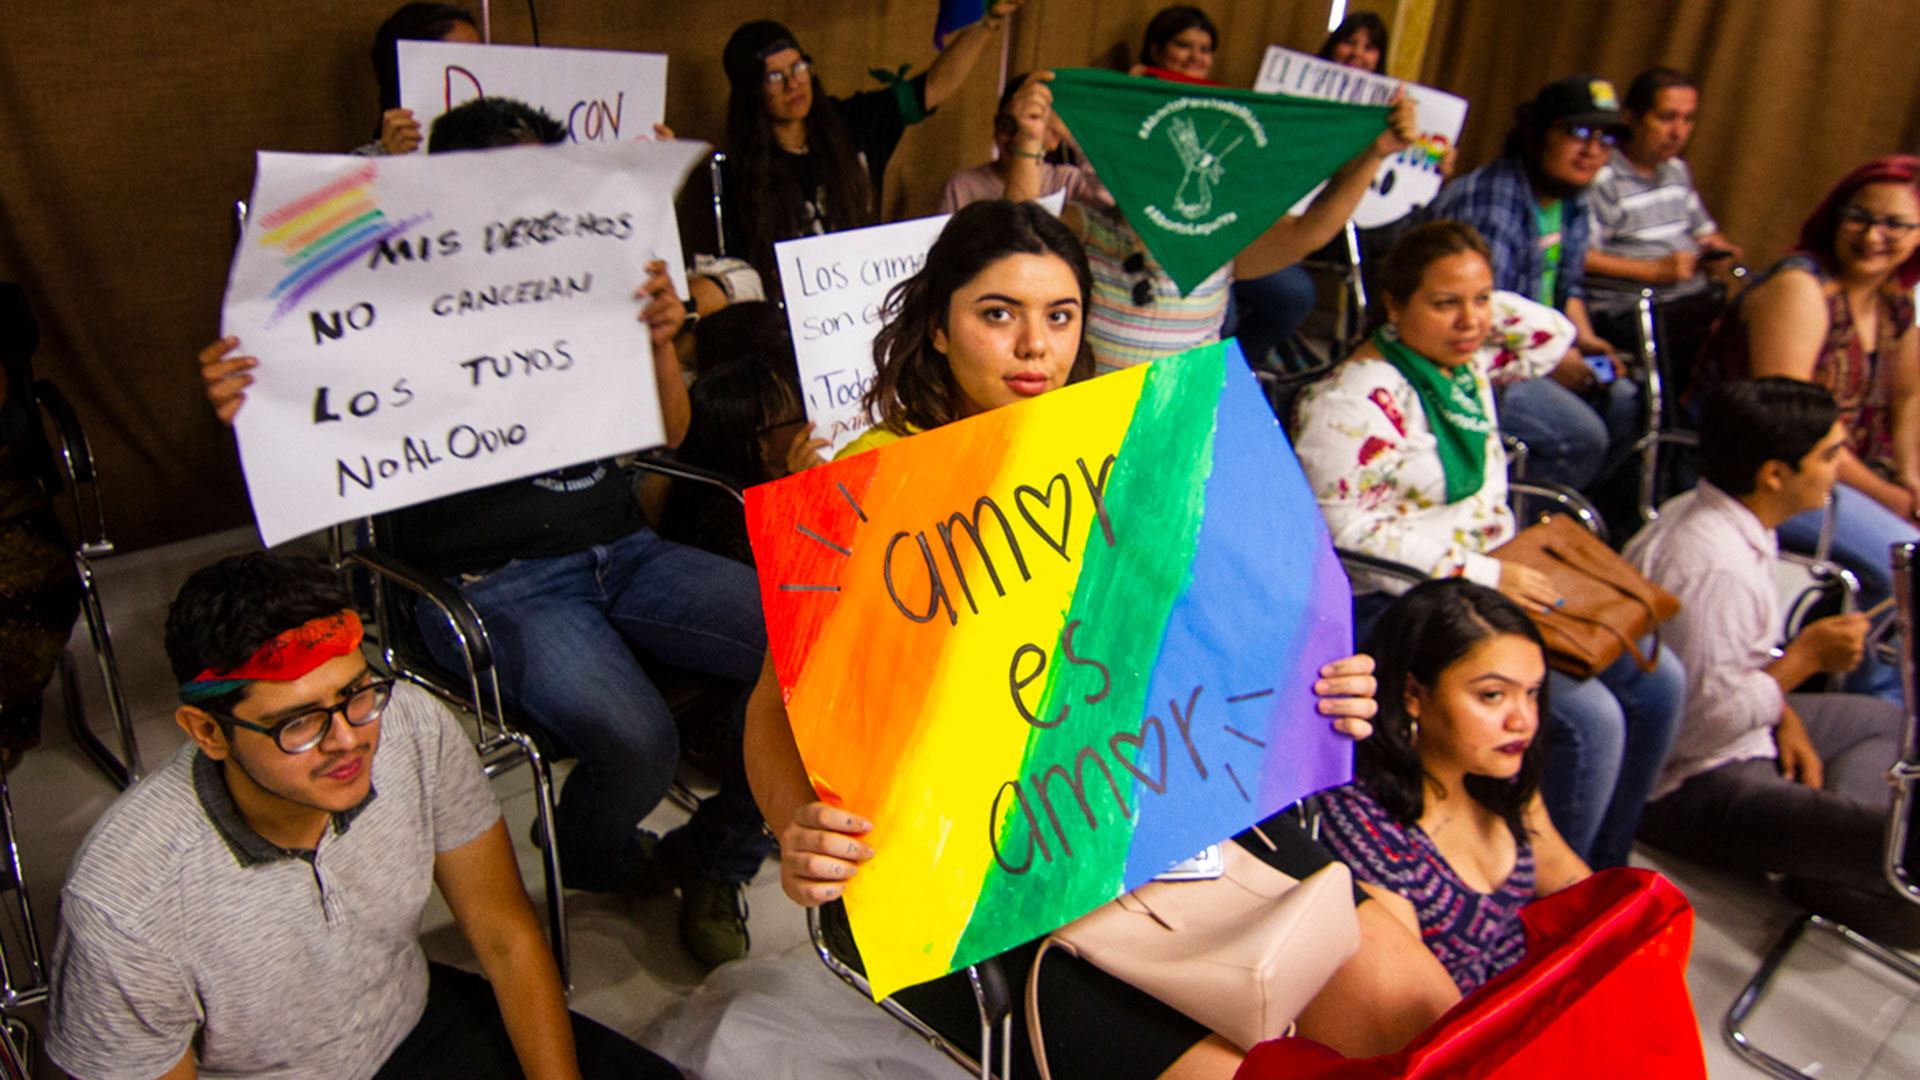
[1837,205,1919,239]
[1555,123,1619,148]
[1123,252,1156,307]
[213,679,394,754]
[764,58,812,89]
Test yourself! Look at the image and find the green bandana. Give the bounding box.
[1372,327,1492,503]
[1047,68,1389,295]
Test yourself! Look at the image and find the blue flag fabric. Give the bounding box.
[935,0,988,47]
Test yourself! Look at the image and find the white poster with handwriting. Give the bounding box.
[221,141,707,547]
[1253,46,1467,228]
[397,40,667,149]
[776,191,1067,453]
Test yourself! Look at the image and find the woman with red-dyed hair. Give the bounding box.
[1703,155,1920,697]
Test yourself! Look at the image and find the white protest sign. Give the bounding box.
[1253,45,1467,229]
[397,41,667,149]
[776,191,1068,453]
[221,140,708,547]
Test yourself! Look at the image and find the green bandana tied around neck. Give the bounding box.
[1372,327,1493,503]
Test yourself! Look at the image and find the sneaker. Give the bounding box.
[679,875,750,967]
[625,829,678,898]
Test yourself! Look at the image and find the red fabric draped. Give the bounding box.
[1236,868,1707,1080]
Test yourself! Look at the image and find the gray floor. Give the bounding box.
[7,526,1918,1078]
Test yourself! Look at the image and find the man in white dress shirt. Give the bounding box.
[1625,377,1916,943]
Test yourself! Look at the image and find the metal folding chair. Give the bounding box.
[342,525,573,988]
[1723,540,1920,1077]
[0,762,47,1078]
[808,905,1014,1080]
[33,381,140,789]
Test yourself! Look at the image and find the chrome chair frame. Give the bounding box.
[336,450,758,992]
[1722,540,1920,1077]
[34,381,140,789]
[807,907,1013,1080]
[0,763,46,1080]
[341,527,572,990]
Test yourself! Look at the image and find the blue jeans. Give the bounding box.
[418,528,772,890]
[1230,265,1318,366]
[1778,482,1916,702]
[1541,640,1686,869]
[1497,376,1640,493]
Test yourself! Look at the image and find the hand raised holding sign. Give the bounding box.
[1373,92,1420,158]
[199,337,256,426]
[779,802,876,905]
[381,108,425,155]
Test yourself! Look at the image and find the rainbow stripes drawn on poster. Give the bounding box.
[745,339,1354,999]
[253,161,428,322]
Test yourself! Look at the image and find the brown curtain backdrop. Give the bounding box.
[48,2,1920,550]
[0,0,1353,551]
[1421,0,1920,280]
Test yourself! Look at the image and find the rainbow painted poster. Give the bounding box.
[746,339,1353,999]
[220,140,705,547]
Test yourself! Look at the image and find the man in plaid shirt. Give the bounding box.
[1432,74,1640,496]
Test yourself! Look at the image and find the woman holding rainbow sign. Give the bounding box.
[742,198,1461,1079]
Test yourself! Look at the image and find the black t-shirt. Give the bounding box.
[387,459,643,577]
[721,74,931,281]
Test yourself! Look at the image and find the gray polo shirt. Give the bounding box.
[48,683,500,1080]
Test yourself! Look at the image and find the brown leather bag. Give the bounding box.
[1488,514,1680,678]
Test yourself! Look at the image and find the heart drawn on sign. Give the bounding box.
[1110,712,1170,796]
[1015,473,1074,559]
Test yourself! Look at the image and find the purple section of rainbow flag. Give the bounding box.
[1120,342,1353,885]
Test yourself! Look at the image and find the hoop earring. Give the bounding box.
[1380,322,1401,342]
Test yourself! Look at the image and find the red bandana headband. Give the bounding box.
[184,610,364,693]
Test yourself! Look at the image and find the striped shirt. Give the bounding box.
[1583,150,1718,305]
[48,684,501,1080]
[1079,206,1231,374]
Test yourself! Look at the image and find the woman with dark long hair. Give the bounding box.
[362,3,480,155]
[745,199,1463,1075]
[1317,12,1389,72]
[1318,579,1590,993]
[702,10,1017,306]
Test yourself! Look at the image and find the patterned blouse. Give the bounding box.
[1292,293,1576,592]
[1704,254,1917,471]
[1317,782,1535,994]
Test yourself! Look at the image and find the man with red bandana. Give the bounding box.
[47,553,679,1080]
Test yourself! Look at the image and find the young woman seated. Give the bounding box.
[1293,221,1685,872]
[744,199,1462,1077]
[1319,579,1591,993]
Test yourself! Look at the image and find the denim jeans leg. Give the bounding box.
[1540,669,1626,861]
[417,549,680,893]
[1230,266,1319,365]
[1497,378,1609,491]
[600,530,775,883]
[1586,641,1685,869]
